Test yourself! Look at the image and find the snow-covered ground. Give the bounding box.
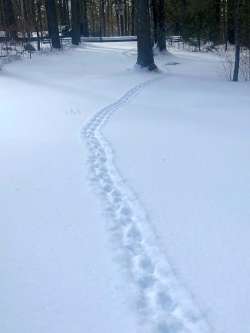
[1,42,250,333]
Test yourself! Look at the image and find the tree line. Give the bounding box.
[0,0,250,80]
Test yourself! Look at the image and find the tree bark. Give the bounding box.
[99,0,106,37]
[80,0,89,36]
[152,0,166,48]
[71,0,81,44]
[45,0,61,49]
[2,0,16,39]
[136,0,156,70]
[233,0,241,81]
[131,0,136,35]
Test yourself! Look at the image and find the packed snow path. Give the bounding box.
[83,78,211,333]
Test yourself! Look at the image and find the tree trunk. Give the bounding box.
[2,0,16,39]
[228,0,235,44]
[71,0,81,44]
[99,0,106,37]
[131,0,136,35]
[152,0,167,52]
[124,0,128,35]
[116,13,120,35]
[233,0,241,81]
[152,0,158,44]
[81,0,89,36]
[120,14,125,36]
[58,0,70,26]
[221,0,228,50]
[45,0,61,49]
[136,0,156,70]
[178,0,188,39]
[156,0,166,51]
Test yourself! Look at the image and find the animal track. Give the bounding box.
[83,78,211,333]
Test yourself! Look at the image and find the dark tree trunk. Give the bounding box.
[152,0,167,48]
[59,0,70,26]
[180,0,187,38]
[2,0,16,39]
[136,0,156,70]
[120,14,125,36]
[45,0,61,49]
[228,0,235,44]
[124,1,128,35]
[80,0,89,36]
[116,14,120,35]
[64,0,70,26]
[233,0,241,81]
[100,0,106,37]
[156,0,166,51]
[152,0,158,44]
[131,0,136,35]
[71,0,81,44]
[107,0,113,36]
[221,0,228,49]
[35,0,43,50]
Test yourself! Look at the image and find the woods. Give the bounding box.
[0,0,250,79]
[1,1,250,333]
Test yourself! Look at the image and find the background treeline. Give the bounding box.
[169,0,250,51]
[1,0,249,47]
[0,0,136,39]
[0,0,250,80]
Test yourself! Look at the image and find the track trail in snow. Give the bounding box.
[83,77,212,333]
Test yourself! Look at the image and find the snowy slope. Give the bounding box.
[1,42,250,333]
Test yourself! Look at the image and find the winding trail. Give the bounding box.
[83,77,212,333]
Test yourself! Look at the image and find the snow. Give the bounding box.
[0,43,144,333]
[1,42,250,333]
[104,47,250,333]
